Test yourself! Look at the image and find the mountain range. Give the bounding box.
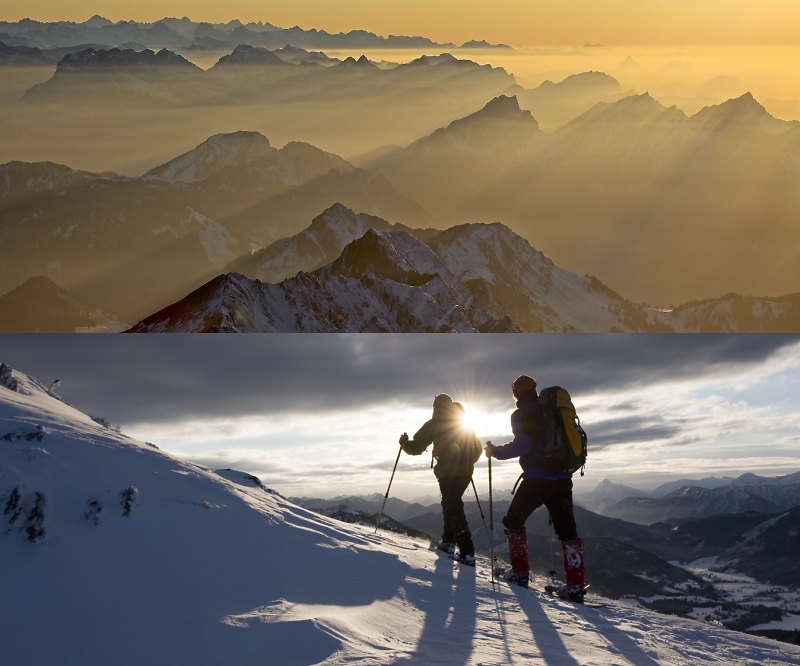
[3,361,795,663]
[576,472,800,525]
[123,202,800,333]
[3,177,800,332]
[0,16,449,51]
[368,91,800,305]
[0,134,428,324]
[293,486,800,620]
[18,44,515,125]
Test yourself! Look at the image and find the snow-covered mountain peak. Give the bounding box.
[144,131,274,182]
[308,202,390,243]
[428,221,551,284]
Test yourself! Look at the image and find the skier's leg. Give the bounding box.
[451,475,474,558]
[437,478,456,552]
[544,479,584,600]
[501,479,545,584]
[440,476,473,557]
[543,479,578,542]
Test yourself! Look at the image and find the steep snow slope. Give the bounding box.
[427,222,665,332]
[1,362,797,666]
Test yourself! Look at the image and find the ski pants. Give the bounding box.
[502,478,578,541]
[438,474,474,555]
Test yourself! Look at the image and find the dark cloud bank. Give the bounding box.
[2,334,796,426]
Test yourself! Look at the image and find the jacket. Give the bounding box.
[491,391,572,481]
[402,408,481,478]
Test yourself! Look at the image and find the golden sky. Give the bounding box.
[4,0,800,47]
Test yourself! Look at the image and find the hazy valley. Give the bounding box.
[1,16,800,331]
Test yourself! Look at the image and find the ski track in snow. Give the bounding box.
[1,366,799,666]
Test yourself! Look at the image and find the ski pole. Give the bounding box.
[375,444,403,533]
[488,442,495,584]
[548,513,557,581]
[471,478,491,541]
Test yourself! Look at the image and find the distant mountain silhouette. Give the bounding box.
[23,47,230,106]
[0,134,426,323]
[0,276,125,332]
[513,71,630,130]
[372,90,800,306]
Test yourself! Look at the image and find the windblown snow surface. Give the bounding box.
[1,364,798,666]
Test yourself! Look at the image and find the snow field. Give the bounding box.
[2,366,800,665]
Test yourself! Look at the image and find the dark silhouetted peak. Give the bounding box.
[328,229,443,285]
[690,92,791,134]
[277,44,307,56]
[339,55,378,69]
[460,40,511,49]
[0,276,96,333]
[449,95,539,132]
[477,94,524,118]
[408,53,458,67]
[57,47,198,71]
[0,41,51,65]
[4,275,66,297]
[214,44,286,67]
[83,15,114,28]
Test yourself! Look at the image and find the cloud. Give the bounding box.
[3,334,798,425]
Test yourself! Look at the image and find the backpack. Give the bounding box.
[535,386,587,475]
[431,421,482,477]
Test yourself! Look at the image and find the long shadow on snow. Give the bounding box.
[392,554,477,664]
[578,610,663,666]
[508,586,582,666]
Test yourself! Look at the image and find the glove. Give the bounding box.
[484,441,495,458]
[399,433,409,446]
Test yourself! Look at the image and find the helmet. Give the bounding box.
[512,375,537,398]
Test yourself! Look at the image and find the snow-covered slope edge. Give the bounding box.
[1,362,797,666]
[126,229,518,332]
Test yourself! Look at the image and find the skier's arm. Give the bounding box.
[490,411,537,461]
[400,420,435,456]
